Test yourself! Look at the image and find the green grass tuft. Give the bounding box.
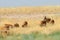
[0,31,60,40]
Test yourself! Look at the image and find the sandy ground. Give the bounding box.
[0,13,60,35]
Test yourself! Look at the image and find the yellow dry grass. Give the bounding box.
[0,6,60,35]
[0,14,60,35]
[0,6,60,14]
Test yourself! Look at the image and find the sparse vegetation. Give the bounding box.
[0,31,60,40]
[0,9,60,40]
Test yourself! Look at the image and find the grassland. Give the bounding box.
[0,6,60,14]
[0,13,60,34]
[0,13,60,40]
[0,31,60,40]
[0,6,60,40]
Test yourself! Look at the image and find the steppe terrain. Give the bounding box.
[0,6,60,40]
[0,6,60,14]
[0,13,60,35]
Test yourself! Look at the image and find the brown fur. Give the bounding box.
[14,23,19,27]
[4,24,13,30]
[22,21,28,27]
[51,20,55,24]
[40,20,46,26]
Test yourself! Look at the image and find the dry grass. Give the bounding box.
[0,14,60,35]
[0,6,60,14]
[0,12,60,40]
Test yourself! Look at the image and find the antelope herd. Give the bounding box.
[0,16,55,37]
[40,16,55,26]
